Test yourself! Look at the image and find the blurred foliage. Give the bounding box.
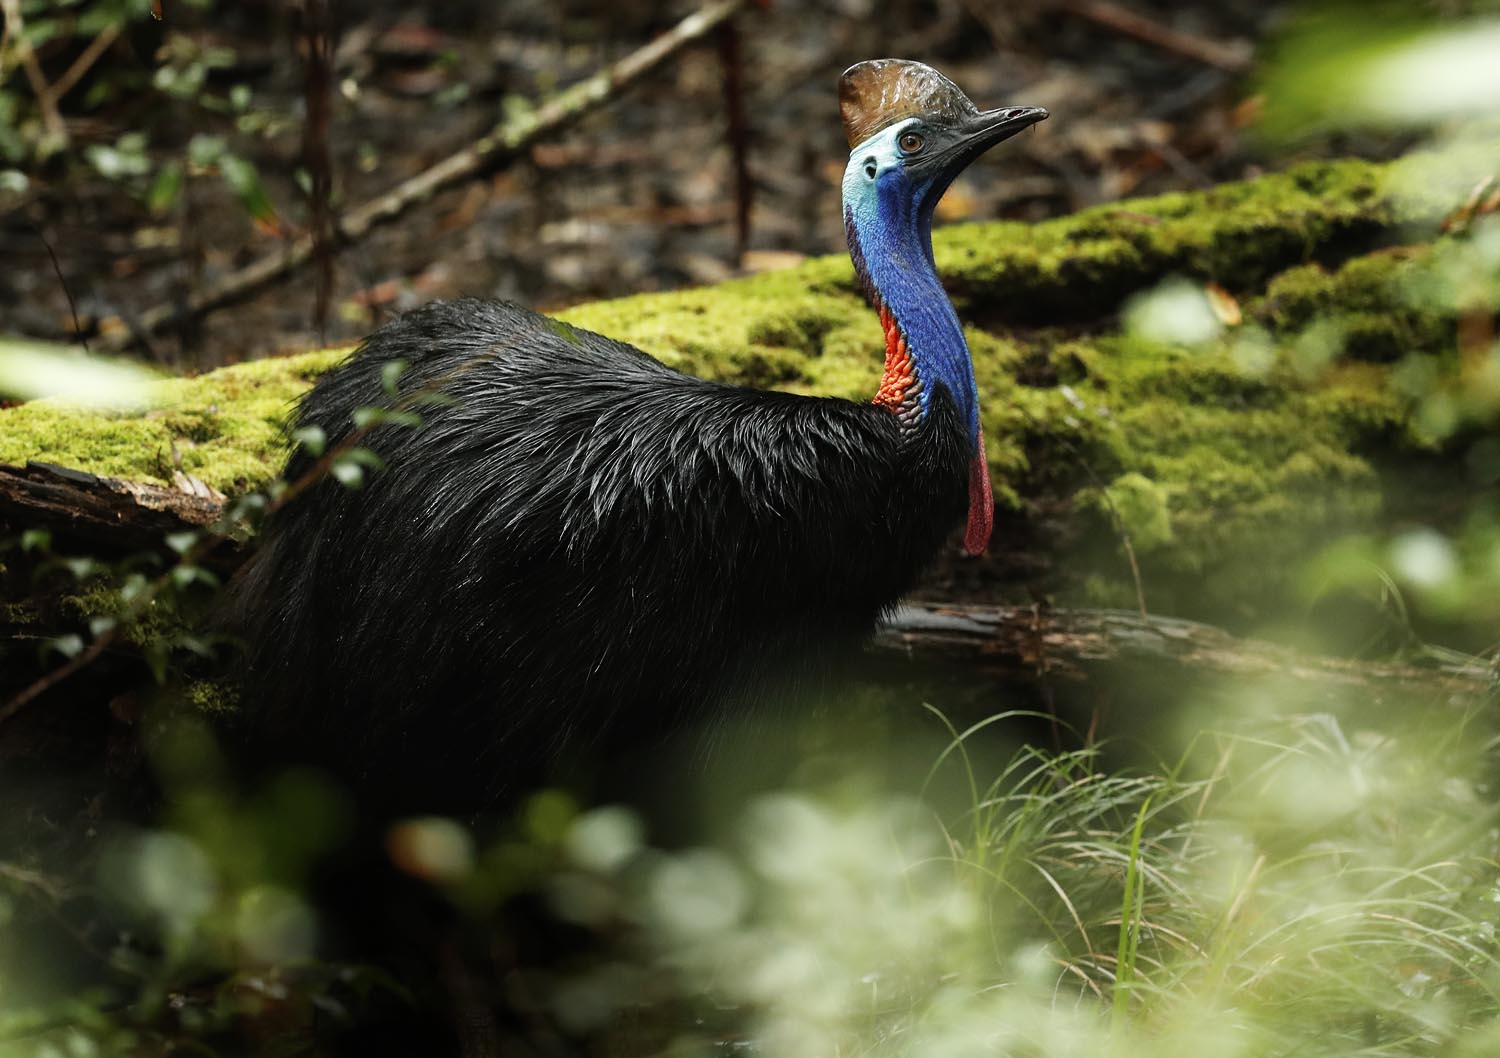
[1256,0,1500,142]
[4,689,1499,1056]
[0,0,278,229]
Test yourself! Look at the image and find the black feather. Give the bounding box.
[230,298,969,810]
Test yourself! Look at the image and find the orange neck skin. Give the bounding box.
[872,301,920,418]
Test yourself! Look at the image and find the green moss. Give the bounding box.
[0,154,1478,620]
[183,678,240,716]
[1088,473,1175,553]
[63,582,190,649]
[1252,247,1459,362]
[1,600,36,626]
[0,348,346,492]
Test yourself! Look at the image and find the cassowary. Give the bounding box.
[230,59,1047,810]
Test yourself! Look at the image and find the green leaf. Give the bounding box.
[291,425,327,456]
[545,318,583,347]
[146,160,184,215]
[20,528,51,553]
[175,635,213,658]
[165,531,198,555]
[143,642,168,684]
[63,557,102,580]
[119,573,149,605]
[46,634,84,660]
[380,358,410,396]
[330,461,364,489]
[187,133,226,168]
[344,447,386,471]
[219,153,277,222]
[352,406,421,430]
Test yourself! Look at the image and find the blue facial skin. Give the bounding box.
[842,117,980,452]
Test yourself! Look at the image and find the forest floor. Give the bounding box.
[0,0,1402,370]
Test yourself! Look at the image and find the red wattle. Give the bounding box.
[963,429,993,557]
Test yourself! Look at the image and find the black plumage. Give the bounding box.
[232,298,968,808]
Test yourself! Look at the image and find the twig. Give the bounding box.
[1015,401,1150,619]
[48,22,123,102]
[0,0,68,148]
[95,0,755,352]
[1054,0,1252,74]
[30,220,88,349]
[0,861,68,901]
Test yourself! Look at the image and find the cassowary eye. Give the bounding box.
[898,131,925,154]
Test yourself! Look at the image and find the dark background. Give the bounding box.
[2,0,1306,367]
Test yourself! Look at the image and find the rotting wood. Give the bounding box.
[0,461,225,551]
[874,603,1497,701]
[94,0,756,352]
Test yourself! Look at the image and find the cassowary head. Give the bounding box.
[839,58,1047,221]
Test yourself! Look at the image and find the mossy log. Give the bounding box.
[2,151,1497,631]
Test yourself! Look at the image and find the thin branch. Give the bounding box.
[95,0,755,351]
[48,22,123,101]
[0,860,69,901]
[1014,401,1150,619]
[1055,0,1252,74]
[30,221,88,349]
[0,0,68,148]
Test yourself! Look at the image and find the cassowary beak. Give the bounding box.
[945,105,1048,174]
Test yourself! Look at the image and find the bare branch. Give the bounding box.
[96,0,755,351]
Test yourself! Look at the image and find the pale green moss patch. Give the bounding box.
[0,348,346,491]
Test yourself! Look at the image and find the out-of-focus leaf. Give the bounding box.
[1124,278,1222,347]
[291,425,327,456]
[187,133,226,168]
[1258,7,1500,140]
[147,160,184,215]
[330,460,364,489]
[380,358,410,396]
[46,633,84,660]
[219,153,277,223]
[0,338,161,410]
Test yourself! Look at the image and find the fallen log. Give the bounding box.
[874,603,1497,703]
[2,458,1492,718]
[0,461,225,551]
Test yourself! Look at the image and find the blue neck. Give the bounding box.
[845,169,979,447]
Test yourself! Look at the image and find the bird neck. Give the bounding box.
[843,178,979,446]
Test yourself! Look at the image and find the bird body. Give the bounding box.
[232,60,1046,809]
